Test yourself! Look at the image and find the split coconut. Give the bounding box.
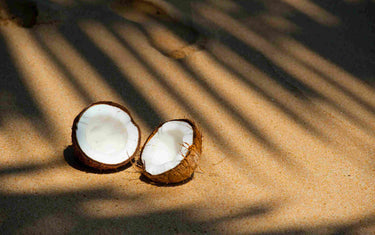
[72,101,141,171]
[139,119,202,184]
[72,102,202,184]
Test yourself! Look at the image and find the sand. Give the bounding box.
[0,0,374,234]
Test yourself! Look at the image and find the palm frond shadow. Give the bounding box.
[1,0,375,234]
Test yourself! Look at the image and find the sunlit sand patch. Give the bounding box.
[140,21,206,59]
[34,27,123,103]
[208,41,375,165]
[0,26,87,145]
[77,192,148,217]
[196,4,375,133]
[262,0,295,16]
[0,114,56,166]
[0,162,117,194]
[80,198,280,233]
[80,198,162,218]
[274,36,375,107]
[0,74,57,166]
[33,25,152,134]
[195,3,375,165]
[257,14,299,33]
[187,41,375,176]
[78,20,185,120]
[109,0,206,59]
[0,151,277,224]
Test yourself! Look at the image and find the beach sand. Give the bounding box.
[0,0,374,234]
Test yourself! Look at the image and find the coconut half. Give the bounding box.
[140,119,202,184]
[72,101,141,171]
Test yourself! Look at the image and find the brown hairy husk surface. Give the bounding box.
[140,119,202,184]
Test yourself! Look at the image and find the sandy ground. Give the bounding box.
[0,0,375,234]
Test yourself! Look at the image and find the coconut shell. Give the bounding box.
[140,119,202,184]
[71,101,141,171]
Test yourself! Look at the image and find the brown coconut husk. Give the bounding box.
[71,101,141,171]
[139,119,202,184]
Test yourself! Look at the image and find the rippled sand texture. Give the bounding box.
[0,0,374,234]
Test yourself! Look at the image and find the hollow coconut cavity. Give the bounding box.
[72,101,141,171]
[140,119,202,184]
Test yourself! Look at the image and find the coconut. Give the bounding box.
[72,101,141,171]
[139,119,202,184]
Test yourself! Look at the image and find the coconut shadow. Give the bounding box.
[139,173,194,187]
[63,145,132,174]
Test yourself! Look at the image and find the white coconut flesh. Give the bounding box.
[75,104,139,165]
[142,120,194,175]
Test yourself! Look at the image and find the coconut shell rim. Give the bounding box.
[139,118,202,183]
[71,101,141,171]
